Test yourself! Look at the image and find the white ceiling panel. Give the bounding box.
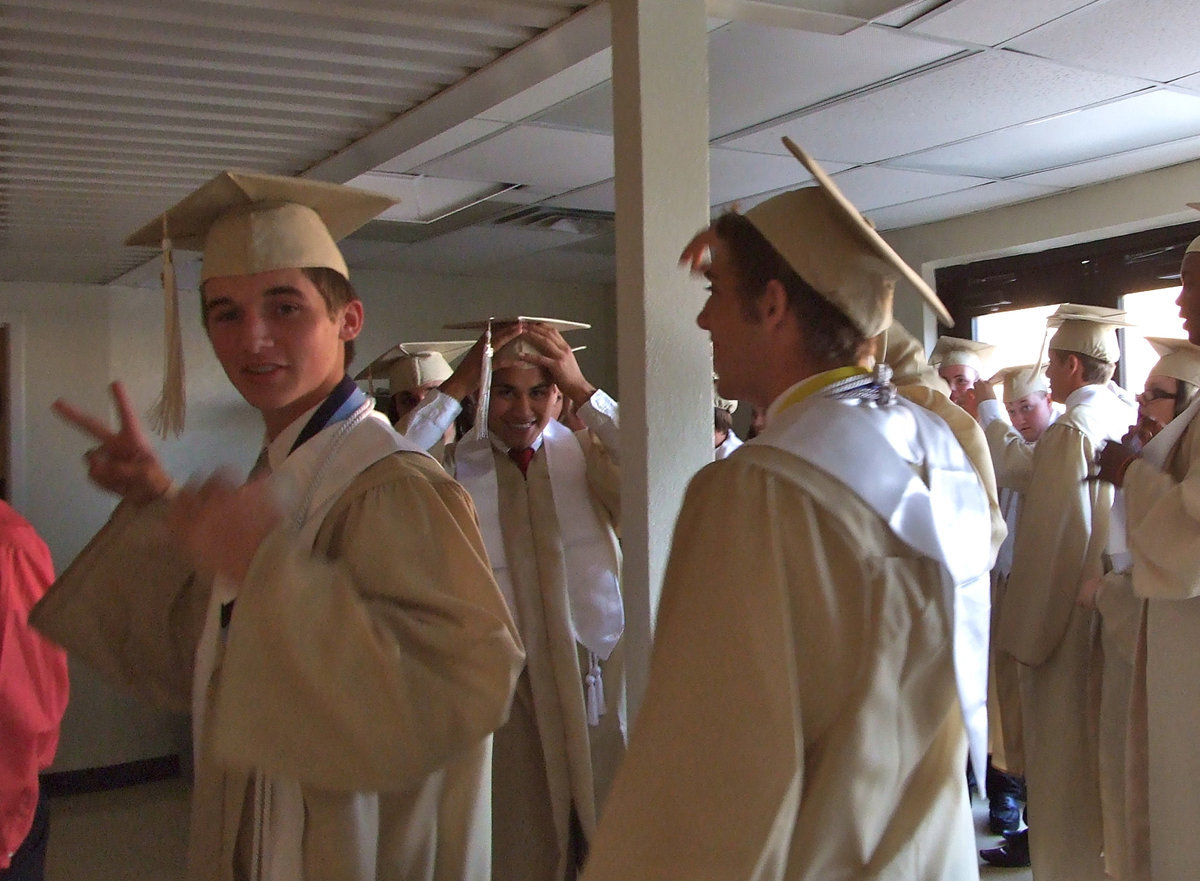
[1008,0,1200,83]
[533,83,613,133]
[373,119,508,174]
[827,164,986,211]
[414,125,613,190]
[892,89,1200,179]
[540,180,617,213]
[1174,72,1200,93]
[866,179,1064,230]
[710,147,846,205]
[906,0,1094,47]
[477,50,612,123]
[381,225,583,274]
[724,49,1145,163]
[707,21,960,139]
[1015,136,1200,189]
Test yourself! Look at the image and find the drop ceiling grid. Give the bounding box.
[724,48,1149,164]
[886,89,1200,180]
[1005,0,1200,83]
[866,179,1065,230]
[905,0,1096,47]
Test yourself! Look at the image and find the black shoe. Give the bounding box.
[980,829,1030,868]
[988,793,1022,836]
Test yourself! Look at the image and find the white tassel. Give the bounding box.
[585,651,605,727]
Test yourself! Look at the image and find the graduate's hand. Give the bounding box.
[973,378,997,403]
[440,322,526,402]
[956,387,980,420]
[1077,576,1102,610]
[52,382,172,504]
[517,323,596,407]
[167,469,283,584]
[1093,439,1139,487]
[679,226,719,274]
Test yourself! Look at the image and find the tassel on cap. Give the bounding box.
[147,216,186,438]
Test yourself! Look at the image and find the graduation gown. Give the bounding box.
[430,392,625,881]
[582,377,991,881]
[31,411,524,881]
[1122,401,1200,881]
[996,382,1133,881]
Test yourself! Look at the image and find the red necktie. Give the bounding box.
[508,446,535,476]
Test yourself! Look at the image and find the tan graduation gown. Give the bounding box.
[582,445,979,881]
[997,385,1132,881]
[1093,568,1141,881]
[983,417,1037,777]
[31,451,524,881]
[449,429,625,881]
[1122,413,1200,881]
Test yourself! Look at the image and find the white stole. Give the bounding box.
[455,419,623,724]
[191,407,427,881]
[751,393,994,780]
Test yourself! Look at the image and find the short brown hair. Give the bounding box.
[302,267,359,368]
[712,212,870,368]
[1052,349,1115,385]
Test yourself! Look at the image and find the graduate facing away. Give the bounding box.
[31,171,524,881]
[581,140,998,881]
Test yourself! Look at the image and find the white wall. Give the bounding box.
[0,270,614,772]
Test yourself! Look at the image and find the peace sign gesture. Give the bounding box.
[52,382,172,504]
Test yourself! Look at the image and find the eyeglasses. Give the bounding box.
[1138,388,1179,403]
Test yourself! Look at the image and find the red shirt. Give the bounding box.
[0,501,68,868]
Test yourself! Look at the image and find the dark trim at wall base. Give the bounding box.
[41,754,182,797]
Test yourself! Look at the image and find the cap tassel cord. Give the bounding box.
[585,652,605,727]
[470,319,494,442]
[148,215,186,437]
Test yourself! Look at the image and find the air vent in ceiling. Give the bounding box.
[488,206,614,237]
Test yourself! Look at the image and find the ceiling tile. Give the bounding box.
[1008,0,1200,83]
[372,119,508,173]
[379,224,582,274]
[724,49,1145,164]
[540,180,616,213]
[413,124,613,190]
[709,147,848,205]
[1015,136,1200,189]
[828,164,986,211]
[866,179,1063,229]
[477,49,612,123]
[533,83,613,133]
[707,21,960,139]
[891,89,1200,179]
[907,0,1093,47]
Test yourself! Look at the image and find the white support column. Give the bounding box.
[611,0,711,722]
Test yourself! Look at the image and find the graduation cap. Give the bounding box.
[1146,337,1200,388]
[125,170,396,437]
[1045,304,1130,365]
[988,364,1049,402]
[355,340,473,394]
[928,336,996,374]
[443,317,590,441]
[741,138,953,338]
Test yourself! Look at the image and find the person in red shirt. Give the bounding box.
[0,500,68,880]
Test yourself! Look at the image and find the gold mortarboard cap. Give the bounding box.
[929,336,996,373]
[446,316,589,367]
[1146,336,1200,388]
[742,138,953,338]
[988,364,1049,402]
[126,170,396,281]
[355,340,473,393]
[1046,304,1130,364]
[125,170,396,437]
